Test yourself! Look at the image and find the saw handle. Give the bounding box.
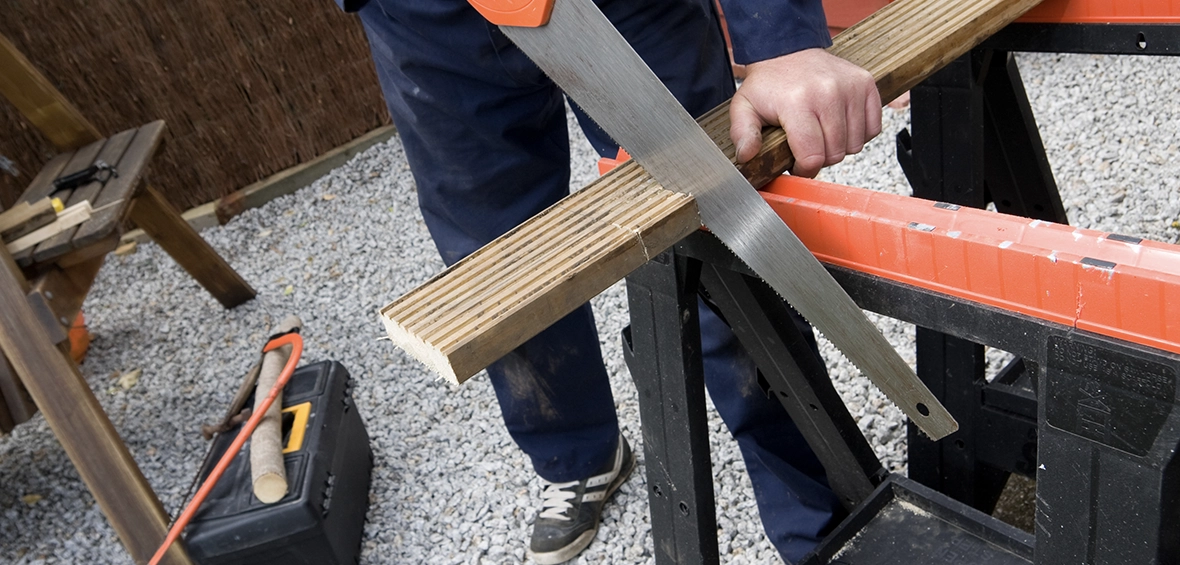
[468,0,554,27]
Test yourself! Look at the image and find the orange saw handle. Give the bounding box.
[468,0,554,27]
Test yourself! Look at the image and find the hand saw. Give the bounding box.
[467,0,957,440]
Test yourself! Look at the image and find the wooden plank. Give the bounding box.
[32,128,136,263]
[13,139,107,267]
[129,184,257,308]
[379,0,1045,384]
[384,170,701,382]
[0,33,102,150]
[0,247,191,565]
[72,121,165,249]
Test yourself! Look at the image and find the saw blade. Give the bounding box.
[500,0,957,439]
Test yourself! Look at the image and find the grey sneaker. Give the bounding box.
[528,434,636,564]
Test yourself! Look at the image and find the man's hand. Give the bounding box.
[730,48,882,179]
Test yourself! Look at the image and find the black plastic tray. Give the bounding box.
[801,474,1034,565]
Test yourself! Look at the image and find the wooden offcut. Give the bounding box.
[0,197,59,241]
[381,0,1045,384]
[4,201,93,255]
[11,140,104,265]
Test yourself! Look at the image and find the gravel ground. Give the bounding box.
[0,52,1177,564]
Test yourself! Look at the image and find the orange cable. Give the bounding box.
[149,333,304,565]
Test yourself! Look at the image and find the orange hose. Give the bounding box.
[149,333,303,565]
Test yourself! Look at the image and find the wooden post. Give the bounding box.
[128,184,256,308]
[0,32,102,150]
[0,248,192,565]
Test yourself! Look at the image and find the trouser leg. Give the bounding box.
[578,2,844,559]
[700,302,843,562]
[358,0,617,482]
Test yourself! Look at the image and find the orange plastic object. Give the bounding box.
[68,311,90,363]
[823,0,893,37]
[759,176,1180,356]
[1017,0,1180,23]
[468,0,554,27]
[597,148,631,176]
[593,151,1180,354]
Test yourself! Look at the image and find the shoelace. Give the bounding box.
[538,480,580,521]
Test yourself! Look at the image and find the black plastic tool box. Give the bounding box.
[184,360,372,565]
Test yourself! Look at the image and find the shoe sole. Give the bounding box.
[530,529,597,565]
[529,449,637,564]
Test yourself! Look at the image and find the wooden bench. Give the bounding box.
[0,31,259,565]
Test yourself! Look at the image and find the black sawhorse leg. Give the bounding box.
[623,233,887,564]
[898,48,1058,511]
[623,246,718,565]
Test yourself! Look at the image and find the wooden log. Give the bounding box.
[380,0,1044,384]
[251,315,302,504]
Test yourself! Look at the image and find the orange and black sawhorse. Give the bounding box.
[903,0,1180,519]
[620,2,1180,564]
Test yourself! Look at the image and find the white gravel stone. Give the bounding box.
[0,52,1176,564]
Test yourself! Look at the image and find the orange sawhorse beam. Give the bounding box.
[759,175,1180,356]
[1018,0,1180,24]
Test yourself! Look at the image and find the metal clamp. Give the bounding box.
[52,160,118,192]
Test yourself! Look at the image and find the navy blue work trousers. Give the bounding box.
[357,0,843,559]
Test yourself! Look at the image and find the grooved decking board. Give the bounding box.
[381,0,1044,384]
